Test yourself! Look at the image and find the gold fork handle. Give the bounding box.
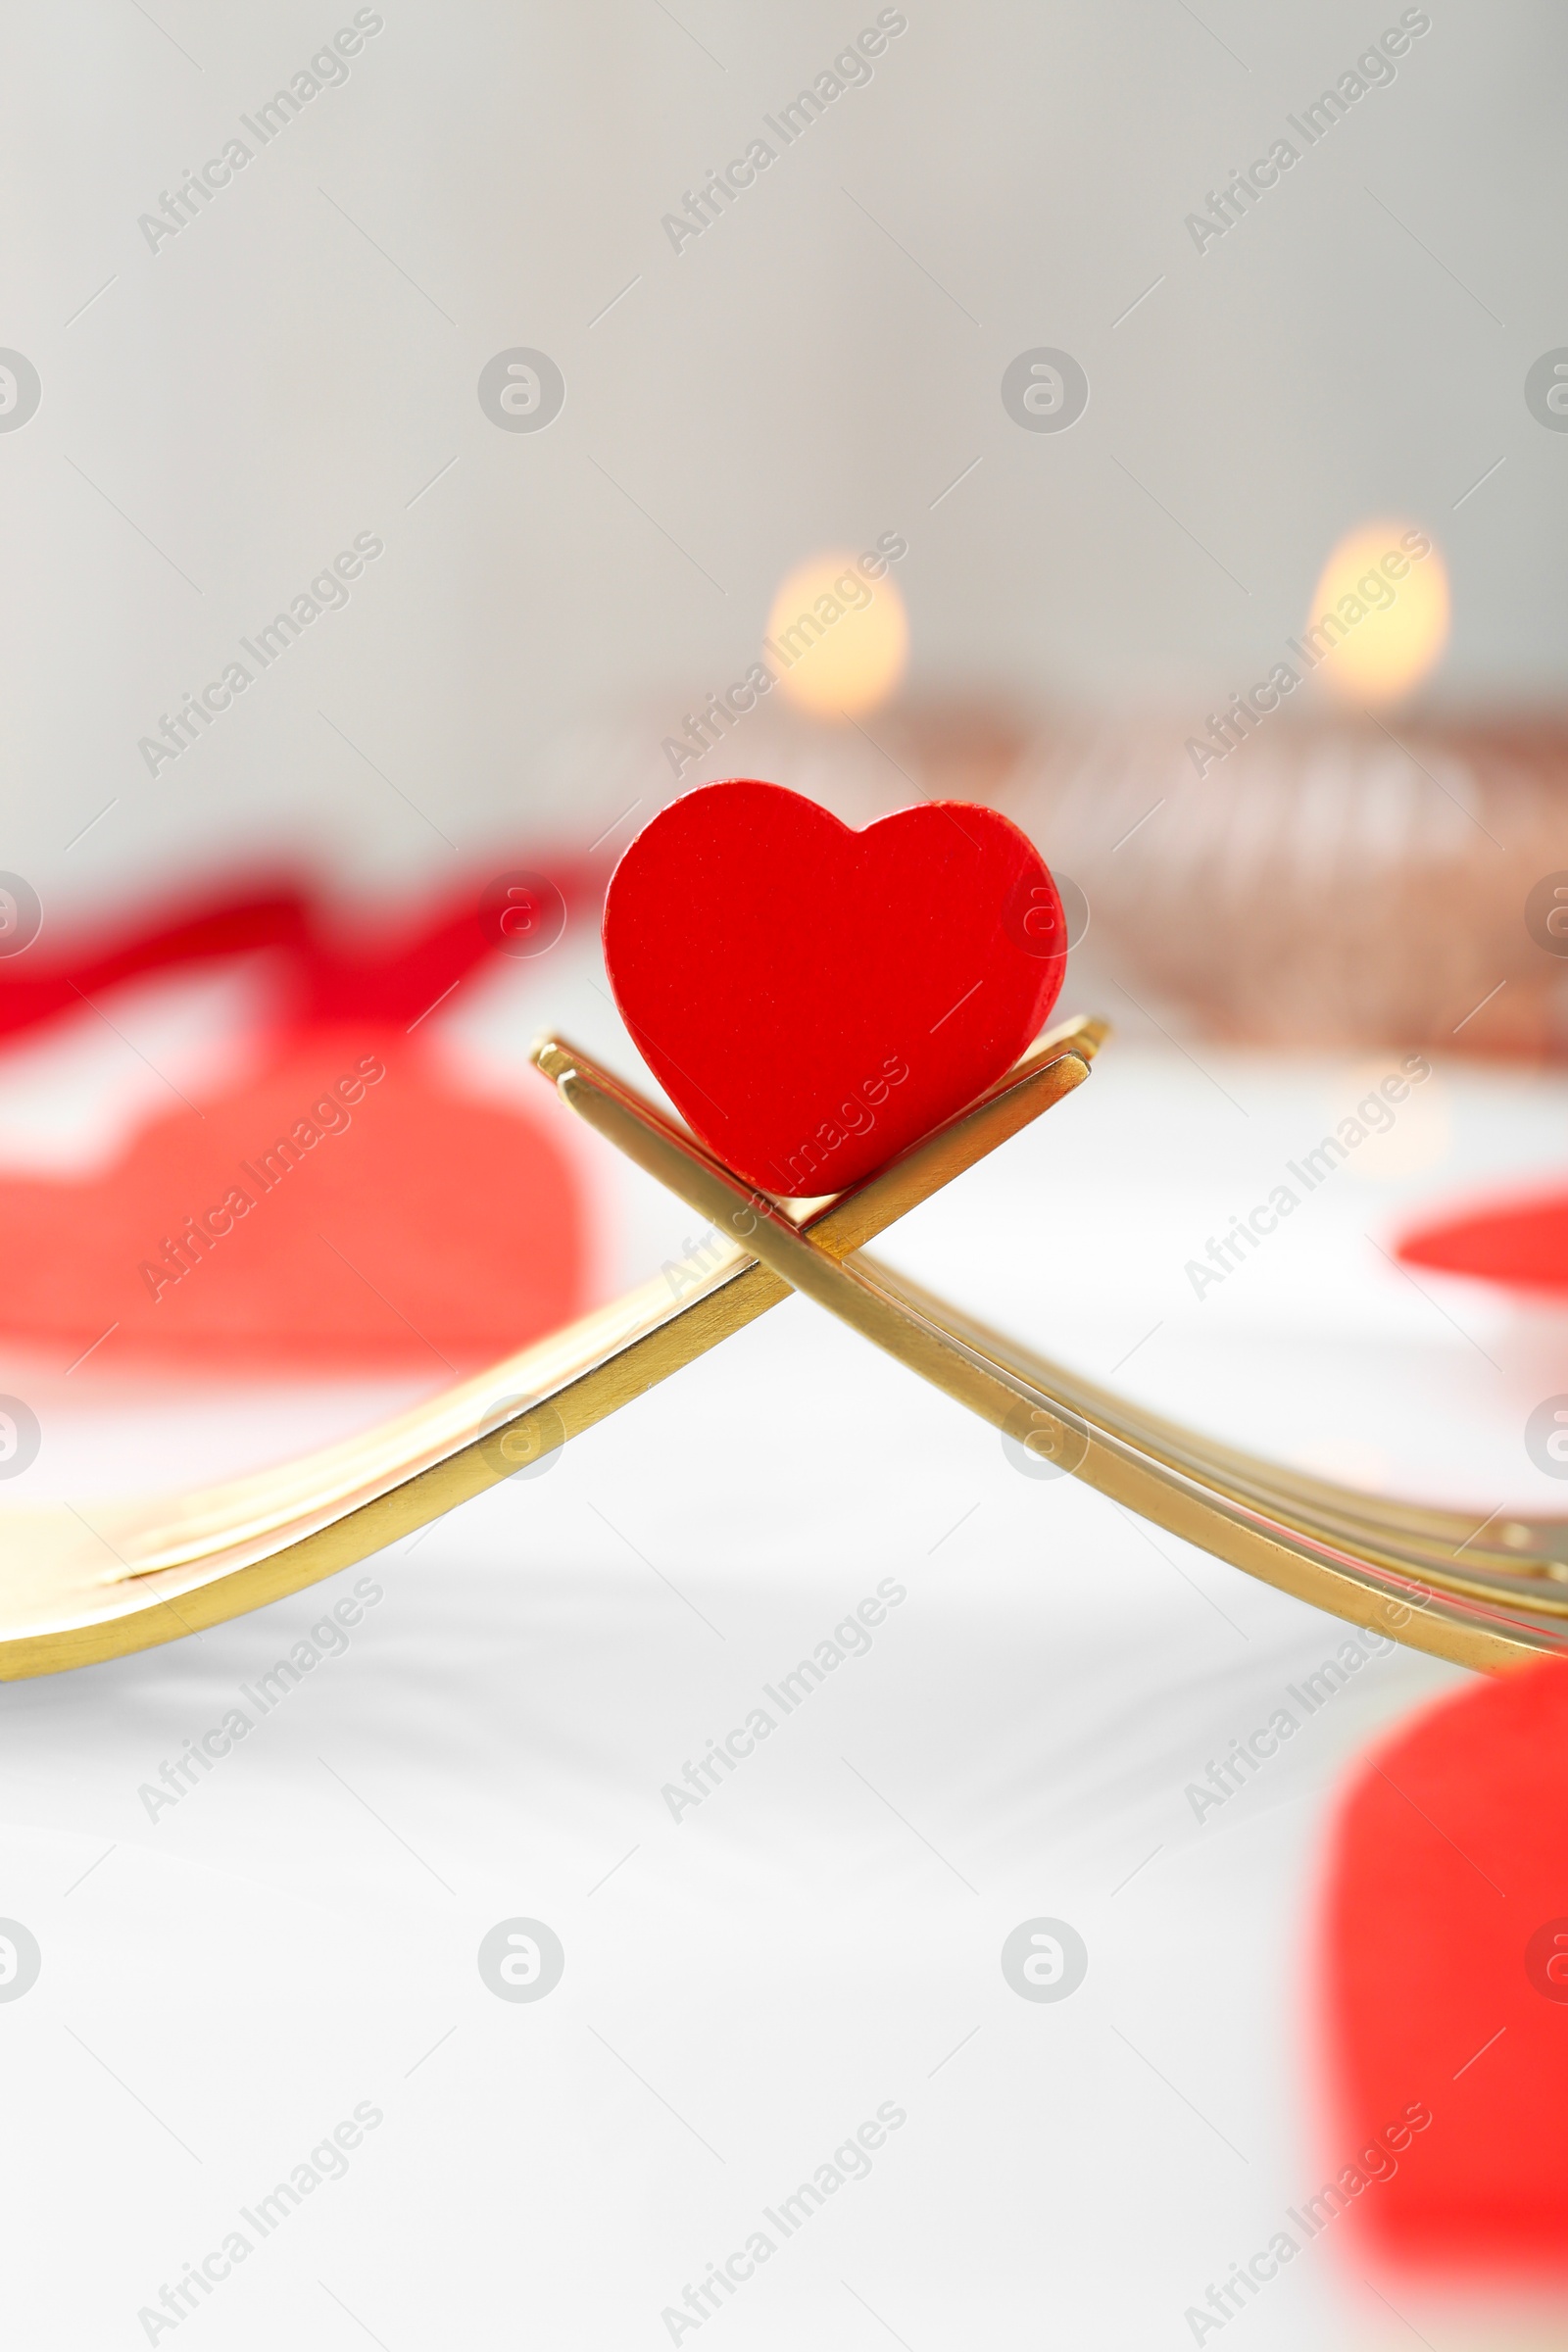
[0,1024,1097,1677]
[551,1054,1562,1676]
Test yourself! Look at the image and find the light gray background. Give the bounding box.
[1,0,1560,919]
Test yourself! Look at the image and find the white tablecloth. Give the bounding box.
[5,953,1566,2347]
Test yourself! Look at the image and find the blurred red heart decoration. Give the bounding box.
[603,780,1067,1196]
[0,1027,586,1367]
[0,871,597,1367]
[1321,1653,1568,2272]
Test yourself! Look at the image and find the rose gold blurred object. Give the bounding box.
[1006,717,1568,1055]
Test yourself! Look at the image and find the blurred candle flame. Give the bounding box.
[765,549,907,719]
[1306,520,1449,706]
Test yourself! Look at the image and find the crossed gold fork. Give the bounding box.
[3,1015,1562,1680]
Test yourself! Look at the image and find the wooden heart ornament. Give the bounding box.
[603,781,1067,1195]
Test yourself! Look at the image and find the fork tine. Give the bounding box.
[0,1022,1098,1676]
[867,1262,1568,1620]
[549,1049,1568,1673]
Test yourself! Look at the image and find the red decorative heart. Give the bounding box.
[603,781,1066,1196]
[1321,1654,1568,2271]
[0,1026,588,1369]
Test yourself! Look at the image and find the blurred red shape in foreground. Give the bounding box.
[0,869,599,1367]
[0,1026,586,1368]
[1399,1191,1568,1295]
[0,864,598,1042]
[1322,1653,1568,2271]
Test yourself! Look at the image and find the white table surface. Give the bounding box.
[4,945,1567,2349]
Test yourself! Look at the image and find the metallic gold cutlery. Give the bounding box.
[4,1012,1560,1680]
[0,1020,1097,1677]
[541,1039,1565,1677]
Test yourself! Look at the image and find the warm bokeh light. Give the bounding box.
[1336,1058,1451,1182]
[1305,520,1449,705]
[765,548,908,719]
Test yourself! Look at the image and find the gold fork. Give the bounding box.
[540,1038,1566,1676]
[0,1019,1098,1677]
[3,1016,1561,1679]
